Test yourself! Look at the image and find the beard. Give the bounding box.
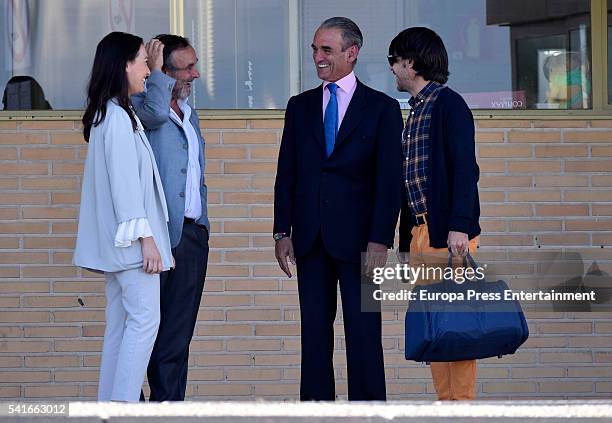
[173,80,192,100]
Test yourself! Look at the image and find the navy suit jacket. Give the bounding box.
[274,79,404,263]
[398,87,481,251]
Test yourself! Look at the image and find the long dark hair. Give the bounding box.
[389,27,449,84]
[82,32,143,142]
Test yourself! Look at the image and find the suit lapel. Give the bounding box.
[334,79,367,149]
[135,125,169,221]
[308,85,325,152]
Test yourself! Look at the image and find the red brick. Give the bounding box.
[22,207,78,219]
[0,192,48,205]
[478,145,531,158]
[226,309,281,321]
[227,368,281,381]
[0,162,49,176]
[21,121,74,130]
[206,146,247,159]
[475,131,505,142]
[564,131,612,142]
[479,176,532,188]
[20,147,76,160]
[565,218,612,231]
[227,339,281,351]
[201,119,247,129]
[0,356,22,367]
[25,385,79,398]
[52,192,80,204]
[22,266,76,278]
[2,371,51,382]
[564,191,612,201]
[535,175,588,187]
[565,160,612,172]
[0,340,50,353]
[481,204,533,217]
[223,132,277,144]
[507,191,561,202]
[535,145,588,157]
[0,178,18,189]
[224,162,276,174]
[536,205,589,216]
[0,237,19,248]
[54,339,102,352]
[224,192,274,204]
[0,252,48,264]
[508,131,560,143]
[540,352,592,363]
[52,162,83,175]
[0,311,50,323]
[477,120,531,128]
[250,119,284,129]
[533,120,588,128]
[51,133,85,145]
[0,133,47,145]
[21,177,78,190]
[0,147,17,159]
[508,161,562,173]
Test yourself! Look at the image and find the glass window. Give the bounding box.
[0,0,291,110]
[0,0,595,110]
[1,0,170,110]
[182,0,291,109]
[302,0,592,110]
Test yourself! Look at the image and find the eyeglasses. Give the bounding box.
[387,55,401,66]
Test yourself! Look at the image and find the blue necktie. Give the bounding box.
[324,83,338,157]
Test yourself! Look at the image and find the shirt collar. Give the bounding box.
[170,98,191,124]
[322,71,356,94]
[408,81,442,108]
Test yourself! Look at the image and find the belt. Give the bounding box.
[184,217,197,224]
[414,212,428,226]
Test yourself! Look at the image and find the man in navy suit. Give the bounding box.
[273,17,403,401]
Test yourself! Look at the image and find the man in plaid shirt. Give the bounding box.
[389,27,481,400]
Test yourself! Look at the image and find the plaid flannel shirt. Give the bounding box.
[403,81,444,216]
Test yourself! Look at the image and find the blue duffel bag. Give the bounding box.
[405,254,529,362]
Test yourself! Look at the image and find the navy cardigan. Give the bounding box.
[398,87,481,252]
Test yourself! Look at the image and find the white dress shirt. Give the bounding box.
[169,99,202,220]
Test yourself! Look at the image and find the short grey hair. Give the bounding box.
[318,17,363,50]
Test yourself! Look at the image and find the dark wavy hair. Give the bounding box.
[153,34,191,71]
[82,32,143,142]
[388,27,449,84]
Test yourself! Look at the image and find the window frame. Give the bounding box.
[0,0,609,121]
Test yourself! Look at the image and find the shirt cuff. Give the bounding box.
[114,218,153,248]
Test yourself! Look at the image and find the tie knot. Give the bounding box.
[327,83,338,95]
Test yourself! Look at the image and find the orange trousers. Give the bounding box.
[408,223,478,401]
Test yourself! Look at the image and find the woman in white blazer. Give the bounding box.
[74,32,173,402]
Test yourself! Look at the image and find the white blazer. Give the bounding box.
[74,99,172,273]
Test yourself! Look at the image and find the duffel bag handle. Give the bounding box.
[446,252,480,269]
[445,253,483,283]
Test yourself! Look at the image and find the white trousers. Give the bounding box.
[98,267,160,402]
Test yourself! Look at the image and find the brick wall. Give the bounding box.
[1,116,612,400]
